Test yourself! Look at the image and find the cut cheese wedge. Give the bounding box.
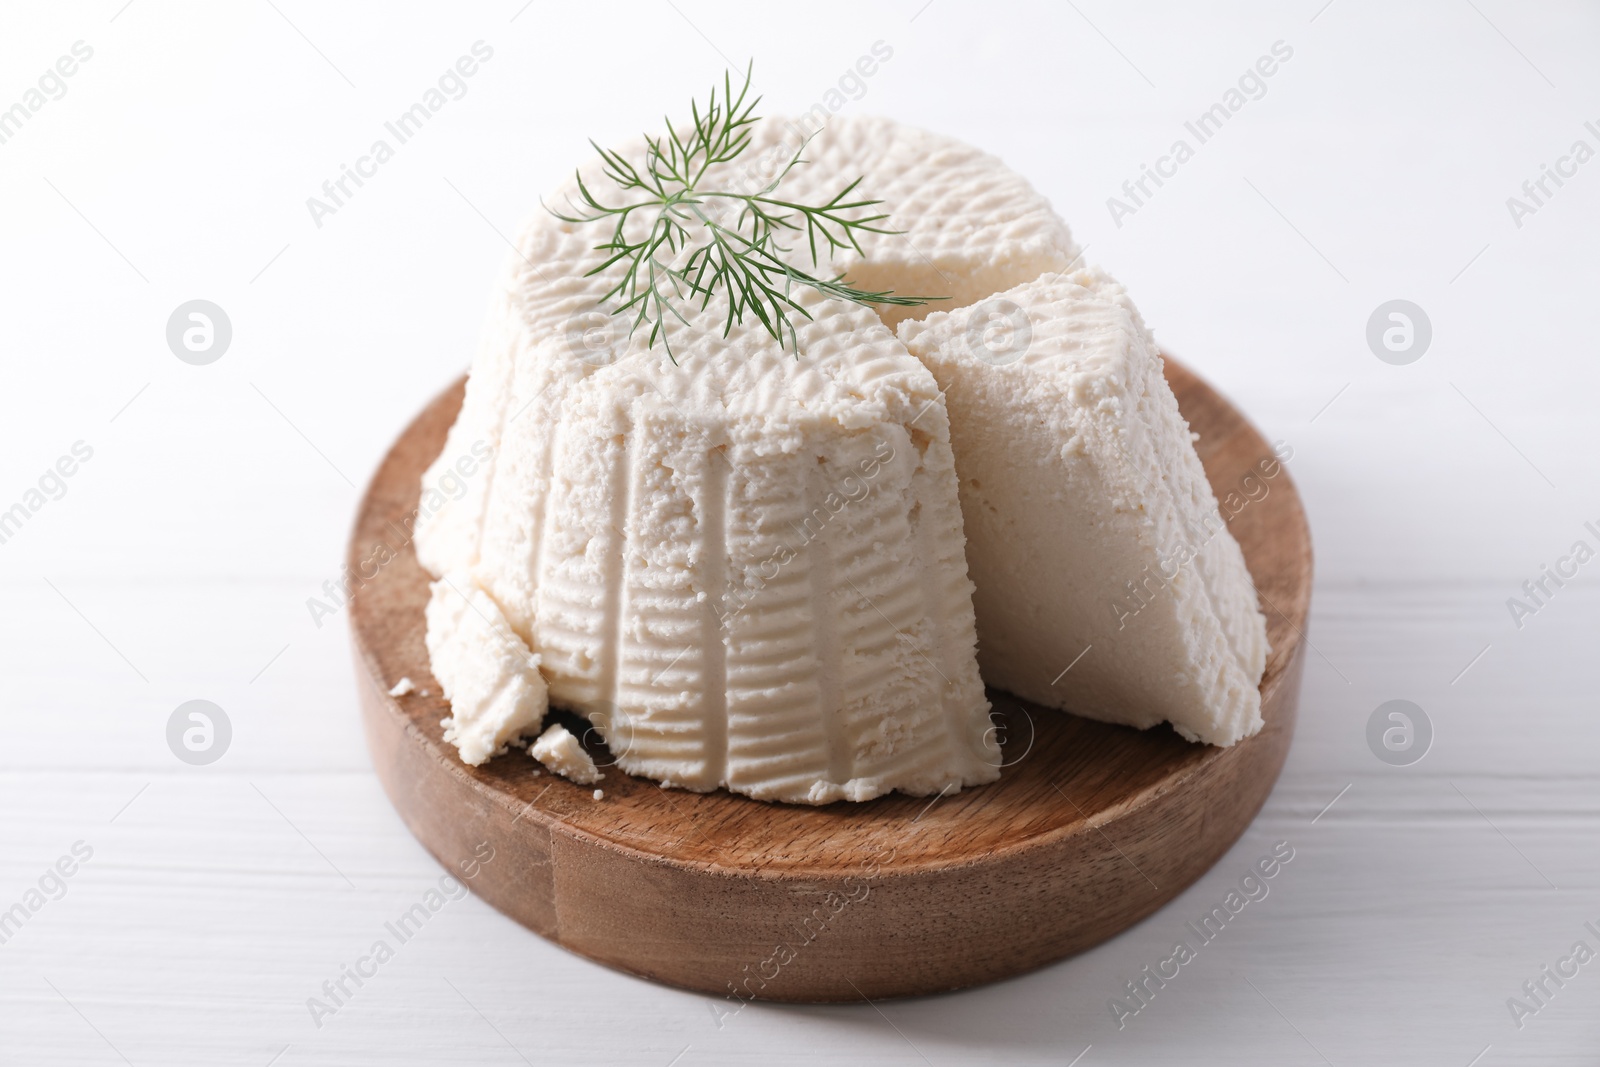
[898,268,1269,745]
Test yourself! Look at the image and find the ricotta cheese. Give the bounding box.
[898,268,1268,745]
[411,117,1081,803]
[424,572,548,765]
[416,113,1265,805]
[387,677,416,697]
[529,724,603,785]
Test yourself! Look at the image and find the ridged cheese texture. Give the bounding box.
[898,268,1270,746]
[412,116,1090,803]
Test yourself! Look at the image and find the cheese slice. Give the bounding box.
[898,268,1269,745]
[423,572,548,765]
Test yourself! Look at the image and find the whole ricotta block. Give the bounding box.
[413,116,1084,802]
[898,268,1269,746]
[424,572,549,765]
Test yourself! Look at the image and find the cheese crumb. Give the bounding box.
[530,724,603,785]
[387,677,416,697]
[425,572,549,765]
[592,789,604,800]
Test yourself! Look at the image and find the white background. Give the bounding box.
[2,1,1598,1063]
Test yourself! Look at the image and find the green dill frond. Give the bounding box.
[547,62,941,361]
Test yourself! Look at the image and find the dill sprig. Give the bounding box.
[547,62,938,361]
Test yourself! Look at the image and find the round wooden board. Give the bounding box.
[347,357,1312,1003]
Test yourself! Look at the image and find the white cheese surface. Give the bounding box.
[423,572,548,765]
[734,117,1082,326]
[899,268,1269,745]
[470,286,1002,803]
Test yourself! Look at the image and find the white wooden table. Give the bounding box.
[3,1,1597,1063]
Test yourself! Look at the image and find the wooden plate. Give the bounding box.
[347,357,1311,1002]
